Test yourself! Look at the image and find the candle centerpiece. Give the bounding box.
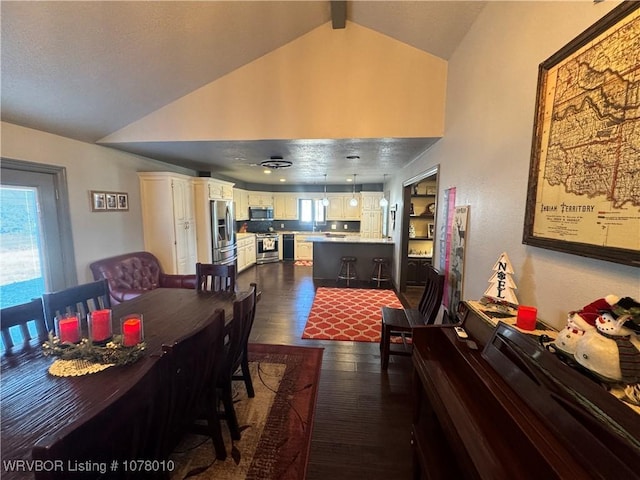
[54,313,81,344]
[88,309,113,344]
[121,314,144,347]
[43,312,146,373]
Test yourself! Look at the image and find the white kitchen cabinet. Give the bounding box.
[138,172,196,275]
[234,188,249,221]
[326,194,361,220]
[193,178,234,201]
[273,194,299,220]
[237,234,256,272]
[360,211,382,238]
[295,235,313,260]
[247,192,273,207]
[360,192,383,238]
[361,192,384,211]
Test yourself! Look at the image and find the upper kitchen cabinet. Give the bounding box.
[138,172,196,275]
[193,177,234,201]
[273,193,299,220]
[326,194,360,221]
[247,192,274,207]
[234,188,249,221]
[361,192,383,211]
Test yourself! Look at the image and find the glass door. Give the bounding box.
[1,161,76,309]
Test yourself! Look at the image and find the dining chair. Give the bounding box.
[217,283,258,440]
[42,279,111,333]
[196,262,236,293]
[380,265,445,369]
[162,309,227,460]
[0,297,48,351]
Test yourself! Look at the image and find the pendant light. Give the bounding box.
[379,174,389,207]
[349,174,358,207]
[322,174,330,206]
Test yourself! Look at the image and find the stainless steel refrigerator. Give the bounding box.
[210,200,237,265]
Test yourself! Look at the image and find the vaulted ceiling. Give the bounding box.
[1,1,486,185]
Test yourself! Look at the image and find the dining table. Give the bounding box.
[1,287,239,480]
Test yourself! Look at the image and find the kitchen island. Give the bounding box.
[305,234,394,286]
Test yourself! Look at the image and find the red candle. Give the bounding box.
[122,317,142,346]
[516,305,538,331]
[89,309,112,342]
[58,316,80,343]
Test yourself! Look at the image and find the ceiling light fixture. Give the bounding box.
[346,155,360,160]
[260,155,293,169]
[322,174,330,206]
[349,173,358,207]
[379,174,389,207]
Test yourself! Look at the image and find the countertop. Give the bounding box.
[303,235,394,244]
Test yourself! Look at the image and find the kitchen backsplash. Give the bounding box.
[237,220,361,233]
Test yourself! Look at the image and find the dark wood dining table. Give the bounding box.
[1,287,238,480]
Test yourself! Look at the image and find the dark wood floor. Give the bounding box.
[235,262,415,480]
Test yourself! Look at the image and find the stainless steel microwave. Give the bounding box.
[249,207,274,221]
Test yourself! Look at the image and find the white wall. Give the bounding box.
[1,122,196,283]
[390,1,639,329]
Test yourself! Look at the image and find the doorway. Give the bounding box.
[0,159,76,308]
[399,166,439,293]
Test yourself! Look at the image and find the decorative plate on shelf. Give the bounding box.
[426,203,436,214]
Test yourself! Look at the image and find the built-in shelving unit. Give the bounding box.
[406,180,437,285]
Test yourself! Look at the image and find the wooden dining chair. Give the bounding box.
[42,279,111,332]
[0,298,48,351]
[380,265,445,369]
[196,262,236,293]
[162,309,227,460]
[217,283,258,440]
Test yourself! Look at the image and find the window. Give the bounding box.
[299,199,326,224]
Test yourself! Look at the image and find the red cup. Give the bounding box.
[516,305,537,331]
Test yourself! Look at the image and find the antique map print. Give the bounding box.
[534,7,640,251]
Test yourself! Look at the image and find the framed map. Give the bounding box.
[523,2,640,267]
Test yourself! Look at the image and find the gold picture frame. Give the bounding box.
[523,2,640,267]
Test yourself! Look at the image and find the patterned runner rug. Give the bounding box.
[302,287,403,342]
[170,343,323,480]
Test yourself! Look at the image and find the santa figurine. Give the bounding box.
[553,295,619,356]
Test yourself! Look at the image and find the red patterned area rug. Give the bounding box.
[302,287,403,342]
[170,343,323,480]
[293,260,312,266]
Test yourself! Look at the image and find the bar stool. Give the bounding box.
[337,256,358,287]
[371,257,391,288]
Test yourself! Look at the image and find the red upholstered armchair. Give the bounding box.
[89,251,196,305]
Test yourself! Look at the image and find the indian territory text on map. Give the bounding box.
[534,7,640,251]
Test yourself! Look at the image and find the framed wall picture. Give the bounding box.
[91,191,106,211]
[427,222,435,239]
[90,191,129,212]
[105,193,117,210]
[523,2,640,267]
[117,193,129,210]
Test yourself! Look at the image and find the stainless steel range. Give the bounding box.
[255,233,279,264]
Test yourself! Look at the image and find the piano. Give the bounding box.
[411,301,640,479]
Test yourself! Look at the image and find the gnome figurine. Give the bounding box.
[553,295,618,356]
[575,296,640,384]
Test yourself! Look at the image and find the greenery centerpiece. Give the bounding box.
[43,333,145,367]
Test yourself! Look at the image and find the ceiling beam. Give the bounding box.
[331,1,346,29]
